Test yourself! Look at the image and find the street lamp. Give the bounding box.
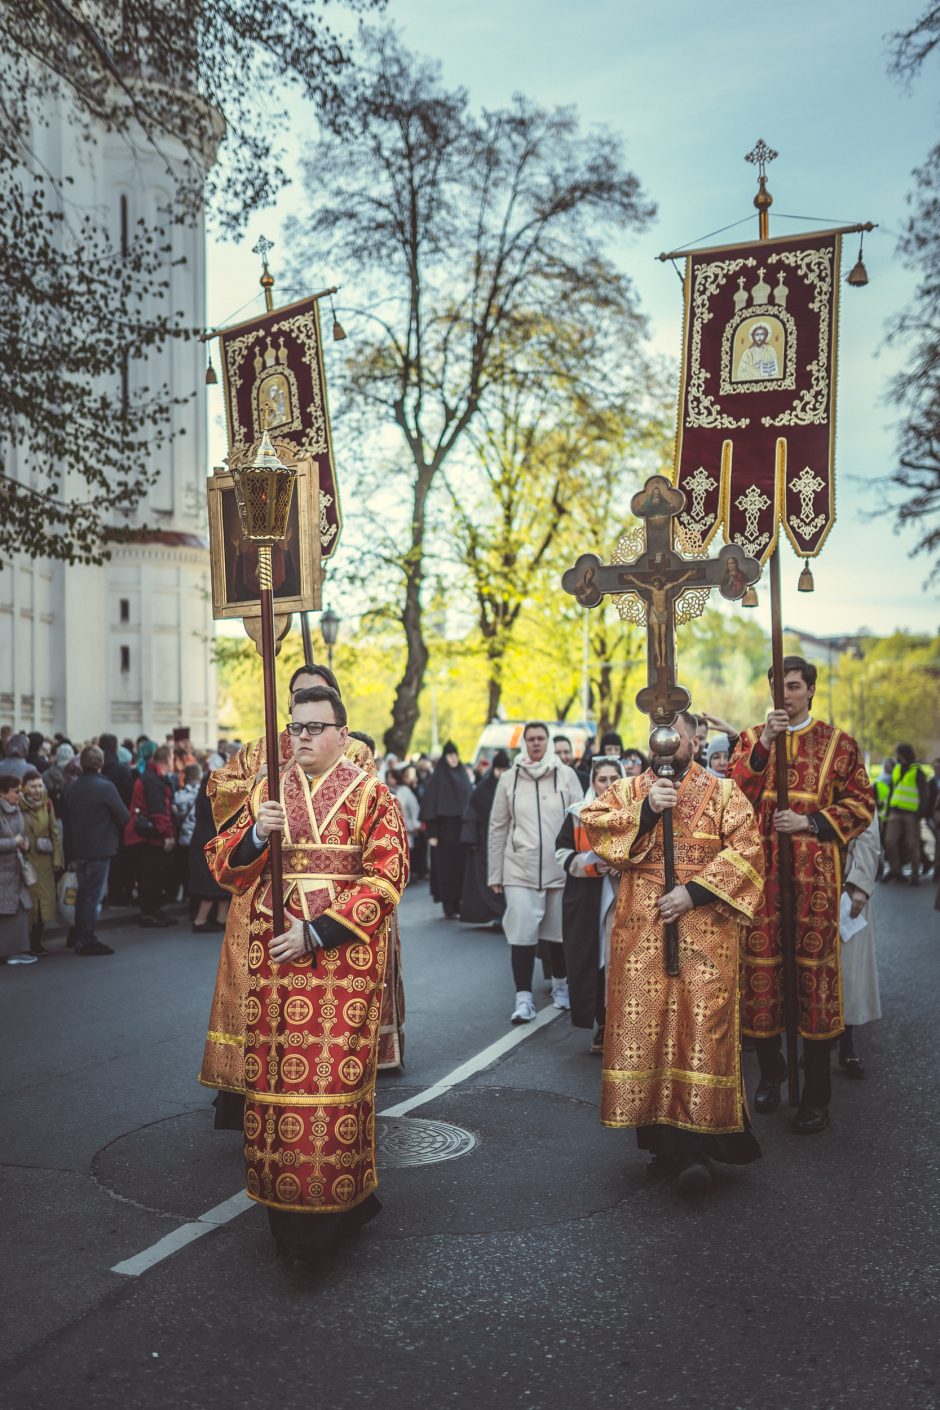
[320,607,341,670]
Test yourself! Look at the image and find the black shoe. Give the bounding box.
[839,1053,866,1080]
[590,1025,605,1055]
[790,1106,829,1135]
[646,1154,679,1180]
[275,1245,318,1273]
[676,1157,714,1196]
[76,941,114,956]
[151,911,178,926]
[754,1067,787,1114]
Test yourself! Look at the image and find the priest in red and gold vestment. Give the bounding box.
[581,712,765,1195]
[729,655,874,1135]
[206,685,408,1262]
[200,664,405,1132]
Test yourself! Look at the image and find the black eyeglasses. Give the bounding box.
[286,721,341,737]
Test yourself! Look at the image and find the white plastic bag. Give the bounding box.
[57,868,78,927]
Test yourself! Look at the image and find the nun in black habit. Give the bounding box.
[458,751,510,926]
[419,742,473,917]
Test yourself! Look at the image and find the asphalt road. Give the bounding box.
[1,879,938,1409]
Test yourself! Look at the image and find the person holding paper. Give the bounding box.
[839,813,882,1078]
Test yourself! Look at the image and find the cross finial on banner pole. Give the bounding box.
[745,139,777,238]
[744,139,778,177]
[252,235,276,312]
[252,233,275,267]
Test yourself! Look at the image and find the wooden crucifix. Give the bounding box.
[561,474,760,975]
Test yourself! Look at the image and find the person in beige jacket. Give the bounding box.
[488,721,583,1024]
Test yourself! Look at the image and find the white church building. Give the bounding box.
[0,64,218,746]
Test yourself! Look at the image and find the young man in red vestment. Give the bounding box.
[730,656,875,1135]
[206,686,408,1266]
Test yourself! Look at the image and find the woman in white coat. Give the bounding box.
[840,812,882,1077]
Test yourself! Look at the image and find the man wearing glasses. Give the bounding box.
[199,663,339,1116]
[206,686,409,1268]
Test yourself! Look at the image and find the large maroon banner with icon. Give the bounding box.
[219,297,341,559]
[672,231,841,564]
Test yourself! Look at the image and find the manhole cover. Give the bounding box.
[376,1115,477,1168]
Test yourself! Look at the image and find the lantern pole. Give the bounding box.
[227,421,298,941]
[257,538,286,939]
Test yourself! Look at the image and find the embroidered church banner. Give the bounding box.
[672,231,841,563]
[219,297,341,559]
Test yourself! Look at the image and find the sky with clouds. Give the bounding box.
[206,0,939,639]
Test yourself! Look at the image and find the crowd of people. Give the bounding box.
[0,727,245,962]
[2,657,937,1252]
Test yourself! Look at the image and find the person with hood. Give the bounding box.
[42,743,80,820]
[20,768,63,955]
[706,734,731,777]
[0,773,38,965]
[2,733,31,782]
[487,721,583,1023]
[420,741,472,918]
[459,750,510,926]
[556,755,624,1053]
[26,732,50,774]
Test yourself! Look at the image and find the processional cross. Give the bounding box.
[561,474,760,975]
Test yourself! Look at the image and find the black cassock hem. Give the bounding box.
[267,1195,383,1253]
[636,1110,762,1165]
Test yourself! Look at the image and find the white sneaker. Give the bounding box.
[7,953,39,965]
[510,992,536,1025]
[551,980,570,1011]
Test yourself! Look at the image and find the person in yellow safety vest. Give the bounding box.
[872,758,894,879]
[884,743,929,887]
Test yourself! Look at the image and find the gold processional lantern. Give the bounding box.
[231,425,297,551]
[226,423,299,937]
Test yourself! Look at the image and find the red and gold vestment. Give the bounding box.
[582,765,764,1136]
[200,734,405,1093]
[729,720,874,1040]
[206,754,408,1214]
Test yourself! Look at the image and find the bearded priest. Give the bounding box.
[581,711,765,1196]
[206,685,409,1267]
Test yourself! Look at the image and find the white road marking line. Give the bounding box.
[110,1004,561,1277]
[379,1002,561,1117]
[111,1192,255,1277]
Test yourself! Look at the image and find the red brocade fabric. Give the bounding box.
[207,756,408,1213]
[729,721,874,1039]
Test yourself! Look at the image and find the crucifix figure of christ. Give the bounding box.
[561,474,760,975]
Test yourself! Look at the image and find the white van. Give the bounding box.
[471,719,592,767]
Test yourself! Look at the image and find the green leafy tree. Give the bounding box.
[287,28,655,755]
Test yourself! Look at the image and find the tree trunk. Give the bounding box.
[486,673,501,724]
[385,568,428,756]
[384,466,433,756]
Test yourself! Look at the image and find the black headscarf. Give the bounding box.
[420,742,472,821]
